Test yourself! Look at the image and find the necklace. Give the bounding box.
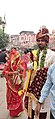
[37,47,47,68]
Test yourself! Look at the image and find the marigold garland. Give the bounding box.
[37,47,48,68]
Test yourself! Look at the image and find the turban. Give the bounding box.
[36,27,49,43]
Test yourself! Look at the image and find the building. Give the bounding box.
[49,30,55,50]
[8,29,55,51]
[18,31,36,50]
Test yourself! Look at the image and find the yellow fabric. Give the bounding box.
[32,50,38,70]
[32,50,37,57]
[26,70,31,91]
[25,50,38,91]
[34,61,37,70]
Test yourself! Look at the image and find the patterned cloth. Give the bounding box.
[2,48,26,117]
[24,67,48,118]
[24,48,55,118]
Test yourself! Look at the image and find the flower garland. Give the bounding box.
[37,47,48,68]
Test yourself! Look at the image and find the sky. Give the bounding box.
[0,0,55,35]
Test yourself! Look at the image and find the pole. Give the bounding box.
[2,21,5,42]
[3,26,4,41]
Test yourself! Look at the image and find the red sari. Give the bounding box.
[2,49,27,117]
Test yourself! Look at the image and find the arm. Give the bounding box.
[35,66,53,117]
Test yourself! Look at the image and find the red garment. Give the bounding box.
[22,54,29,64]
[19,58,27,78]
[2,49,26,117]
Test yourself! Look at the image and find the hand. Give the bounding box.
[35,102,42,118]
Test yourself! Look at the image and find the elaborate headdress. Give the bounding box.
[9,48,20,71]
[36,26,49,43]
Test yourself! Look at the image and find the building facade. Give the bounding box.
[8,30,55,51]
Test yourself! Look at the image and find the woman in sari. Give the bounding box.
[2,48,27,117]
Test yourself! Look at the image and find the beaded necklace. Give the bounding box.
[37,47,48,68]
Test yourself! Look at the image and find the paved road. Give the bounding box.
[0,77,28,119]
[0,76,50,119]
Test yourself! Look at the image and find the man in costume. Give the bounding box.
[2,48,27,117]
[24,26,55,119]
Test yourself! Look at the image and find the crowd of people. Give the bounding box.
[2,26,55,119]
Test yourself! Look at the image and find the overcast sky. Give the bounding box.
[0,0,55,35]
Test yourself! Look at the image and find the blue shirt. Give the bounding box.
[39,63,55,118]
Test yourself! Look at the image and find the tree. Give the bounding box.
[0,17,2,25]
[0,28,9,49]
[0,16,9,49]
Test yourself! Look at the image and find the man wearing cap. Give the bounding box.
[34,26,55,119]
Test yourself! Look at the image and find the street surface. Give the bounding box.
[0,77,50,119]
[0,77,28,119]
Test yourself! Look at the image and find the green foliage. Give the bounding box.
[37,47,48,68]
[0,28,9,49]
[0,17,2,25]
[0,16,9,49]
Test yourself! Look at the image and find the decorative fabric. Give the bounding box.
[36,27,49,43]
[2,49,26,117]
[24,67,48,118]
[24,47,48,118]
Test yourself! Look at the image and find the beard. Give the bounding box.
[38,45,45,50]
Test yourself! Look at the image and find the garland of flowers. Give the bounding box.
[37,47,48,68]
